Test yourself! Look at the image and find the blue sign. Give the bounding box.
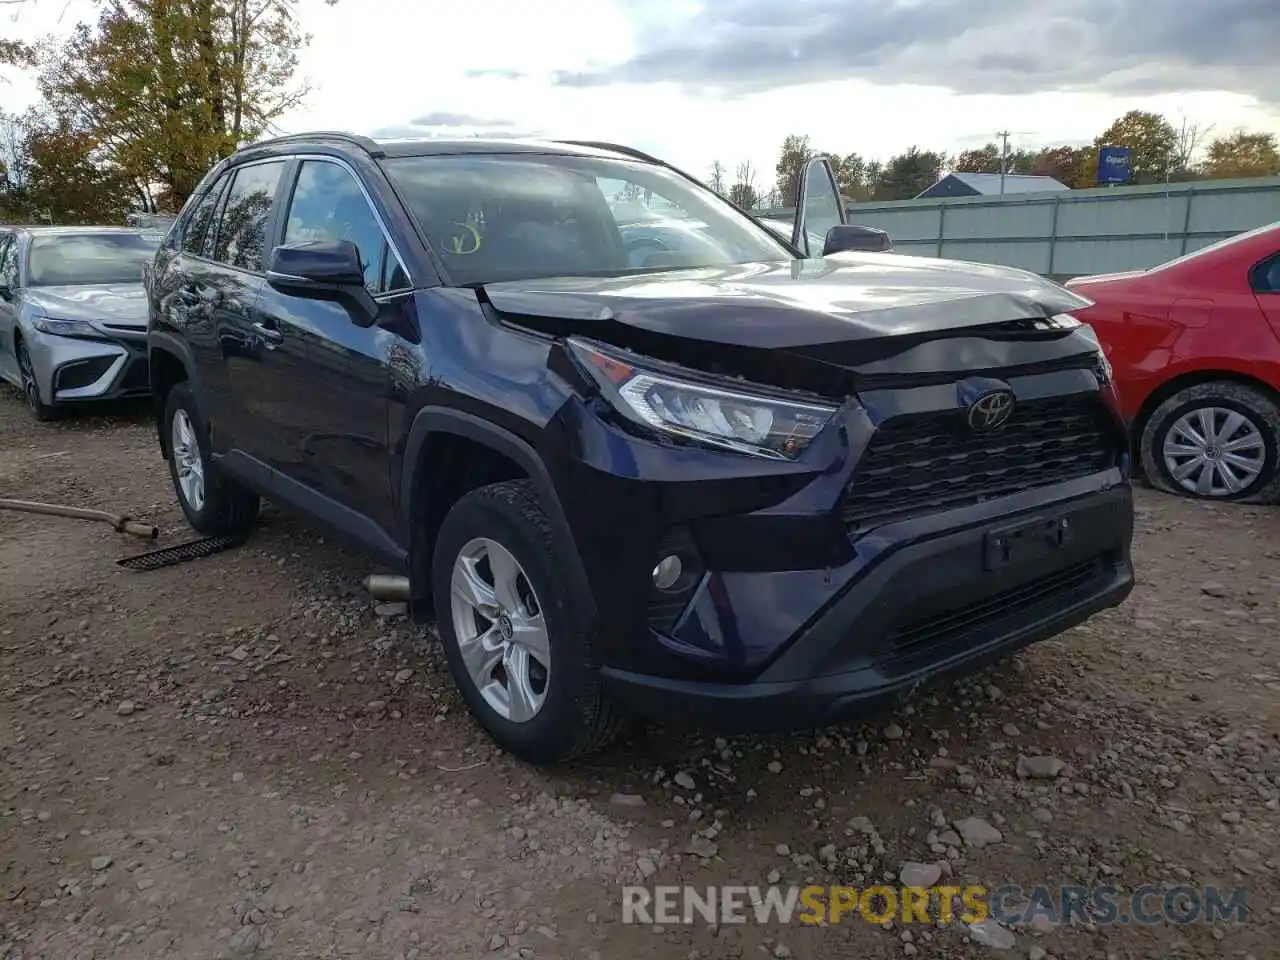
[1097,146,1133,185]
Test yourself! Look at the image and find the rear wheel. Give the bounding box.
[1139,381,1280,503]
[16,339,57,422]
[163,382,260,534]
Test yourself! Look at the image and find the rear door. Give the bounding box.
[205,159,293,472]
[254,156,410,531]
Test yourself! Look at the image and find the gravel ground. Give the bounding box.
[1,392,1278,960]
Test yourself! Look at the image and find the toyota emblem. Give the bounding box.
[966,390,1015,431]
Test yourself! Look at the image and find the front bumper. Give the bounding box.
[599,484,1133,733]
[26,327,149,405]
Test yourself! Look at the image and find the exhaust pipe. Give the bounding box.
[362,573,411,601]
[0,498,159,539]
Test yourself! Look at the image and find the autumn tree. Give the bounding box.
[39,0,317,209]
[874,146,945,200]
[24,119,137,223]
[1028,145,1084,186]
[1079,110,1177,186]
[1203,131,1280,180]
[775,134,815,205]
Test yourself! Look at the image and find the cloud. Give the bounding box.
[409,111,515,128]
[369,125,544,141]
[554,0,1279,104]
[463,68,528,81]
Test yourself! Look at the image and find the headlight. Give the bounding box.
[1072,320,1112,383]
[31,315,100,338]
[570,339,838,460]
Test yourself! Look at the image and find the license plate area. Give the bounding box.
[983,514,1072,571]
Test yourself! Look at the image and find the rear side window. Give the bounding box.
[212,161,286,272]
[183,175,230,256]
[1253,254,1280,293]
[283,160,403,292]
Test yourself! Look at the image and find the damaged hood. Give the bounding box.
[483,253,1095,350]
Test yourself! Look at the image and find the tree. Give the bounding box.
[1030,145,1085,187]
[38,0,316,208]
[728,160,758,209]
[874,146,945,200]
[1082,110,1178,186]
[954,141,1036,176]
[1171,117,1212,177]
[775,134,814,205]
[1203,131,1280,180]
[24,118,137,223]
[708,159,726,196]
[830,152,869,200]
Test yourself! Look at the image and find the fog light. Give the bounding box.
[652,554,683,591]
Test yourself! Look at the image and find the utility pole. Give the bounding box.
[996,130,1011,196]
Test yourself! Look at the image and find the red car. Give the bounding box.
[1067,222,1280,502]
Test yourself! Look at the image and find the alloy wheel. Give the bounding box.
[17,343,41,416]
[449,537,550,723]
[171,408,207,511]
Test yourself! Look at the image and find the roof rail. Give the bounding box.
[243,130,385,158]
[554,140,665,166]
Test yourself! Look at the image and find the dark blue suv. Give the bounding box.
[145,132,1134,763]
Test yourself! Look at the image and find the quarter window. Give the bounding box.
[212,161,286,271]
[283,160,405,292]
[1253,253,1280,293]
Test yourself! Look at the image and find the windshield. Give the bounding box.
[27,232,158,286]
[381,153,792,284]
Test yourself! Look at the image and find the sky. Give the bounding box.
[4,0,1279,191]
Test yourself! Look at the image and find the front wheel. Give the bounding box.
[1139,381,1280,503]
[431,479,622,764]
[16,340,57,422]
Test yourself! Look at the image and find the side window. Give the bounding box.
[212,161,286,272]
[1253,253,1280,293]
[283,160,403,292]
[182,174,230,257]
[0,236,18,288]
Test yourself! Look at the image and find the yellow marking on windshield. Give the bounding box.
[448,221,482,255]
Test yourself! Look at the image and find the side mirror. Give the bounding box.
[792,156,846,258]
[266,240,377,327]
[0,284,11,302]
[822,224,894,256]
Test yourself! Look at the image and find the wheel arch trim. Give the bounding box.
[400,407,598,629]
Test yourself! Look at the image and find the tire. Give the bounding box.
[163,382,260,535]
[1139,381,1280,504]
[431,479,623,764]
[16,338,58,422]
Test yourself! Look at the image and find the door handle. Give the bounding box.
[253,321,283,346]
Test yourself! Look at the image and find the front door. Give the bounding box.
[253,157,408,531]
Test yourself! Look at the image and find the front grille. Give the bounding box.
[843,394,1116,530]
[879,557,1105,669]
